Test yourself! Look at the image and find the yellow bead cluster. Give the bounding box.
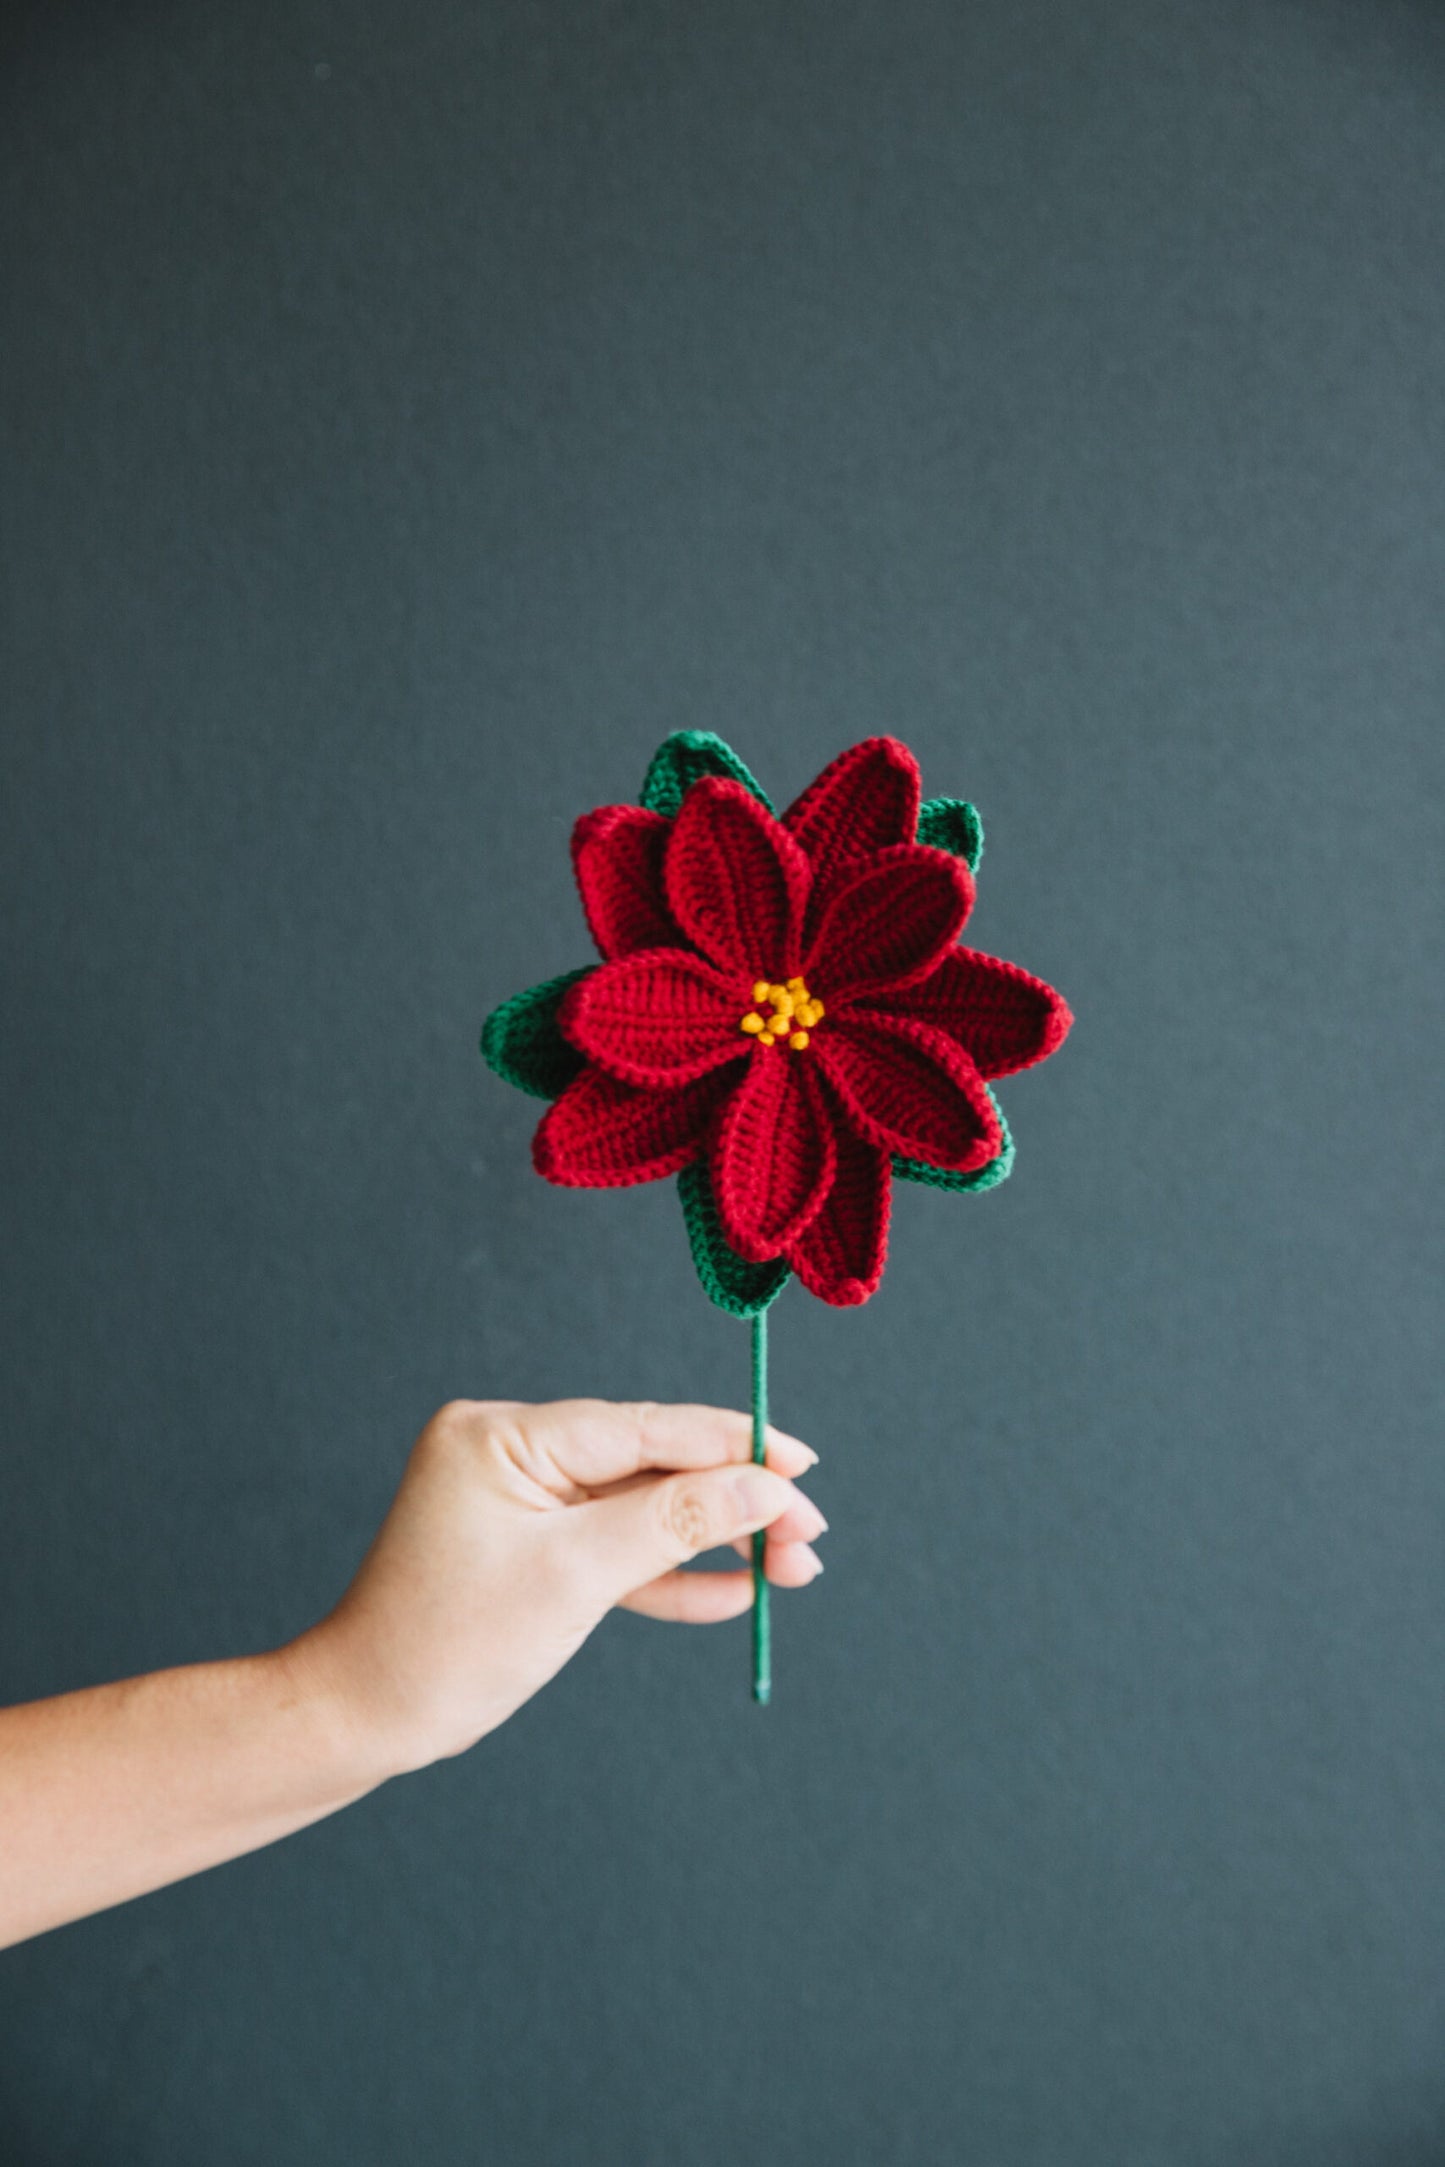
[739,975,825,1051]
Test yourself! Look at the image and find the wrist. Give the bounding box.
[269,1627,411,1797]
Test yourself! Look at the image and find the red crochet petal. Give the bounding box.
[787,1113,891,1306]
[559,948,745,1086]
[811,1013,1001,1173]
[663,776,811,979]
[533,1065,722,1187]
[783,738,922,924]
[571,805,676,959]
[805,842,975,1002]
[710,1046,836,1262]
[866,946,1074,1079]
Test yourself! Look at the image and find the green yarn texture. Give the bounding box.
[678,1160,792,1318]
[479,733,1017,1316]
[749,1307,772,1704]
[640,730,774,818]
[917,796,984,872]
[479,967,591,1100]
[893,1087,1013,1192]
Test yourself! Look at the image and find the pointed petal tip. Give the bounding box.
[790,1264,882,1307]
[665,776,811,978]
[570,803,677,961]
[805,842,975,1000]
[559,947,744,1086]
[530,1110,570,1186]
[711,1054,836,1261]
[532,1065,719,1188]
[812,1012,1000,1175]
[867,948,1071,1080]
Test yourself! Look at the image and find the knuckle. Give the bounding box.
[630,1399,663,1455]
[657,1479,714,1555]
[431,1397,484,1437]
[420,1401,478,1463]
[420,1398,513,1469]
[434,1397,518,1439]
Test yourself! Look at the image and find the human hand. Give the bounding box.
[293,1398,825,1777]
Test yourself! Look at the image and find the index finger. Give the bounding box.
[507,1398,818,1490]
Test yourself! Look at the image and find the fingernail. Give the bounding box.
[770,1426,818,1466]
[807,1553,825,1578]
[797,1499,829,1539]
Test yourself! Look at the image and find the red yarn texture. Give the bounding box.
[533,737,1073,1306]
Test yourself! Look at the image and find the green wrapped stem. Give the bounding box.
[750,1306,771,1705]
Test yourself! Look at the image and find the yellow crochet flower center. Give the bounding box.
[739,975,825,1051]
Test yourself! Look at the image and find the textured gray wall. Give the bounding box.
[3,3,1444,2162]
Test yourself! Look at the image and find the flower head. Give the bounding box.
[482,735,1072,1309]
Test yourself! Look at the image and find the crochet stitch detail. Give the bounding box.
[479,732,1072,1309]
[480,967,592,1100]
[789,1099,892,1306]
[640,730,774,819]
[678,1159,791,1317]
[802,843,973,1000]
[533,1065,726,1187]
[664,777,811,980]
[571,805,674,959]
[711,1049,836,1261]
[559,949,753,1087]
[783,737,922,941]
[872,948,1071,1080]
[916,797,984,872]
[812,1014,1002,1173]
[893,1086,1014,1191]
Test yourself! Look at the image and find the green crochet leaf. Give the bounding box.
[893,1087,1014,1192]
[678,1159,791,1318]
[640,730,775,819]
[917,797,984,873]
[480,967,593,1101]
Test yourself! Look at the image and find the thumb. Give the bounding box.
[567,1462,799,1607]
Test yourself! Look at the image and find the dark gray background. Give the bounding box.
[2,1,1443,2161]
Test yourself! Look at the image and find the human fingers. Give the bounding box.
[618,1570,756,1624]
[618,1541,825,1622]
[733,1491,827,1547]
[728,1535,827,1583]
[564,1461,808,1609]
[586,1472,826,1549]
[486,1398,817,1495]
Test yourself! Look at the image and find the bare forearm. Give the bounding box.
[0,1643,385,1948]
[0,1397,824,1951]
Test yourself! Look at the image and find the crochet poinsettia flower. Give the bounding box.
[482,733,1071,1310]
